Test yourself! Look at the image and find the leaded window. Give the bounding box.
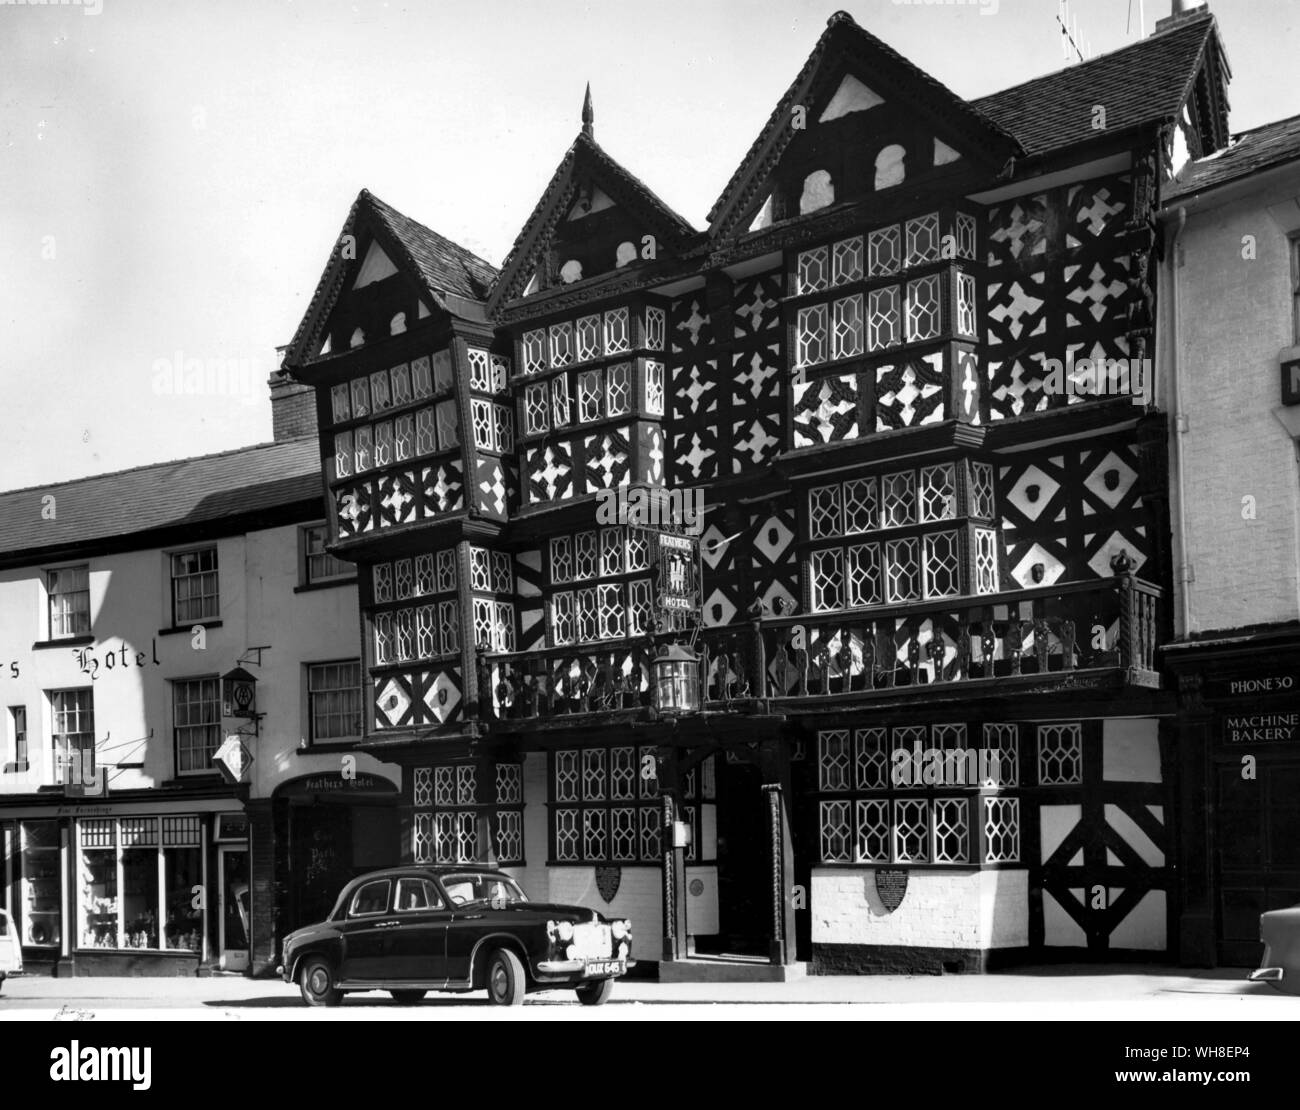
[549,323,575,369]
[868,225,900,277]
[1038,723,1083,785]
[524,382,550,435]
[816,726,1006,865]
[551,372,572,427]
[919,463,957,523]
[606,362,632,416]
[867,286,900,351]
[645,306,666,351]
[645,360,665,416]
[576,315,602,362]
[523,330,547,375]
[974,528,999,595]
[832,295,864,360]
[905,274,942,342]
[905,213,941,266]
[797,245,830,294]
[956,271,978,339]
[551,746,683,864]
[604,307,631,354]
[832,236,864,284]
[796,303,829,368]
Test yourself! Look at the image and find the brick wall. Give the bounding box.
[248,800,279,976]
[269,371,319,442]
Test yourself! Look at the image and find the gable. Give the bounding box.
[315,223,436,358]
[488,133,697,313]
[709,12,1021,238]
[753,60,1001,230]
[283,189,497,370]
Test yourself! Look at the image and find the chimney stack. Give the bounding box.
[1155,0,1207,34]
[268,346,318,442]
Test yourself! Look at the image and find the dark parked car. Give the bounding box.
[278,864,633,1006]
[1248,904,1300,995]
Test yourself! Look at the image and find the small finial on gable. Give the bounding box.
[582,82,594,139]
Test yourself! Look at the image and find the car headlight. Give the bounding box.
[565,944,578,960]
[557,921,574,942]
[611,920,628,940]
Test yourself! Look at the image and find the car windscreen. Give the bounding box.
[439,874,528,909]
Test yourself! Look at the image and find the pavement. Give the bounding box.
[1,965,1297,1020]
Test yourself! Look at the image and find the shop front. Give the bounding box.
[244,770,400,976]
[1170,632,1300,967]
[0,789,246,976]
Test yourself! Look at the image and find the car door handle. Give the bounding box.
[376,920,401,928]
[459,913,484,921]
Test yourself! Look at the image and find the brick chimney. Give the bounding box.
[1155,0,1208,34]
[268,347,318,441]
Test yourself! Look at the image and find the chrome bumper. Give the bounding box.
[537,959,584,974]
[1249,967,1284,983]
[537,958,637,976]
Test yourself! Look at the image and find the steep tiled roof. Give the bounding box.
[0,436,323,562]
[1164,112,1300,202]
[365,190,499,303]
[488,131,699,313]
[282,189,500,369]
[973,12,1222,159]
[706,10,1023,235]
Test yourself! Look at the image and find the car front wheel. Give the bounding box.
[575,978,615,1006]
[485,948,526,1006]
[299,957,342,1007]
[390,990,427,1004]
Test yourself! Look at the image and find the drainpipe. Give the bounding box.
[1167,206,1192,636]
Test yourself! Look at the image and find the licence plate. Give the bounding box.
[582,959,625,978]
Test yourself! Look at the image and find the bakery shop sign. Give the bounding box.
[1223,712,1299,745]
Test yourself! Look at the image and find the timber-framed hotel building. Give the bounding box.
[274,6,1230,974]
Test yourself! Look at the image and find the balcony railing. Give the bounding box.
[733,574,1162,703]
[476,575,1162,722]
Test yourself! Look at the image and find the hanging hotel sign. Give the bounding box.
[214,736,254,784]
[653,533,700,615]
[873,868,908,913]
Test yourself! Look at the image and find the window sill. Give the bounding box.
[160,774,226,787]
[293,578,357,594]
[32,635,94,650]
[297,739,364,753]
[157,620,223,637]
[73,948,200,957]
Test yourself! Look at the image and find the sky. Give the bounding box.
[2,0,1296,493]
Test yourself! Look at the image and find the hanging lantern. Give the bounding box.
[653,644,700,714]
[221,667,258,719]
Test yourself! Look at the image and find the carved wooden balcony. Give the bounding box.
[475,575,1162,724]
